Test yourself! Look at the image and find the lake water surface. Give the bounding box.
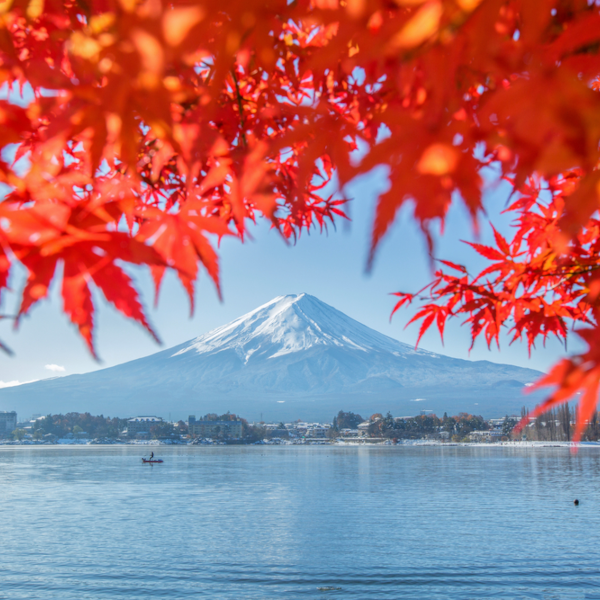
[0,445,599,599]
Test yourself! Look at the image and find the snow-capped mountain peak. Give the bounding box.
[172,293,431,363]
[0,293,545,420]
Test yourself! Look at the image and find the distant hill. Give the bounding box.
[0,294,545,420]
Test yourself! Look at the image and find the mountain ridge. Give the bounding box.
[0,294,544,420]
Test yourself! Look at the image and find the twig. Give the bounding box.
[231,69,247,148]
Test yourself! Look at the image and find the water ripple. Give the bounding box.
[0,445,599,599]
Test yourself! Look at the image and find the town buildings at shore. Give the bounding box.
[1,407,588,445]
[124,416,163,438]
[188,415,243,439]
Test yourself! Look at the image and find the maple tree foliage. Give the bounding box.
[1,0,600,434]
[392,172,600,443]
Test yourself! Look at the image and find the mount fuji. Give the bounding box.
[0,294,545,420]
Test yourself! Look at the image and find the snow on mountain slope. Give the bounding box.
[172,293,433,363]
[0,294,545,419]
[155,293,538,392]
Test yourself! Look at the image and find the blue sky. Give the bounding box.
[0,165,580,388]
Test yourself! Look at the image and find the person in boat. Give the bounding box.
[150,451,154,460]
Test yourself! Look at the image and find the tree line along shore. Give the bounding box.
[0,405,591,445]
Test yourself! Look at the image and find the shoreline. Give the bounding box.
[0,439,598,449]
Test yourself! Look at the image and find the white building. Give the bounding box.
[358,421,372,436]
[127,416,163,438]
[469,430,504,442]
[340,428,359,437]
[306,426,328,438]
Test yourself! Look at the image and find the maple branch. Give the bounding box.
[543,264,600,294]
[201,64,214,86]
[231,70,248,148]
[74,0,91,19]
[0,316,15,356]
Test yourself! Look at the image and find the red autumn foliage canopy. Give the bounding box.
[1,0,600,439]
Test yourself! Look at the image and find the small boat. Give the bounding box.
[141,457,163,464]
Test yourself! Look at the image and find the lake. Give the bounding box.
[0,445,599,599]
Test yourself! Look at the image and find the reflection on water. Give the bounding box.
[0,445,599,599]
